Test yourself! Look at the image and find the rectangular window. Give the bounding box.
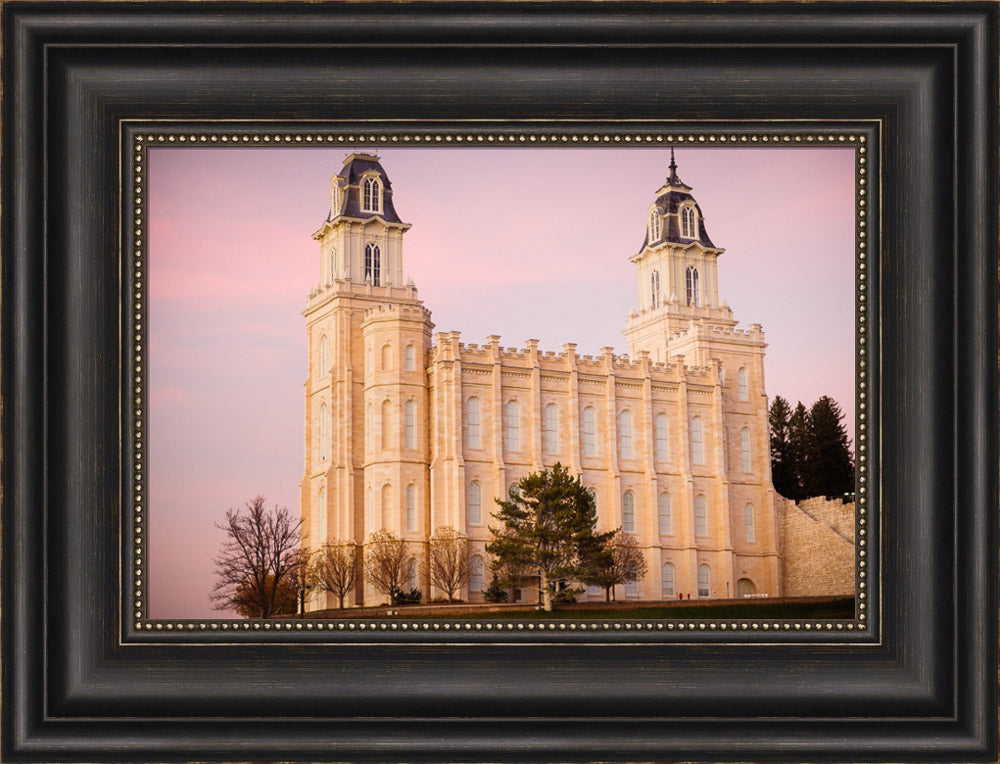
[466,398,481,449]
[405,401,416,449]
[582,406,597,457]
[694,495,708,537]
[619,411,633,459]
[506,401,520,452]
[406,485,417,532]
[655,413,669,461]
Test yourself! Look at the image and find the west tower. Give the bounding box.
[301,153,433,608]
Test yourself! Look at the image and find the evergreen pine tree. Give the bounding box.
[804,396,855,498]
[486,463,613,612]
[787,401,811,501]
[768,395,800,500]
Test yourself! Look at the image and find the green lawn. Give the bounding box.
[447,597,855,620]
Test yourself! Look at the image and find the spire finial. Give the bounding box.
[668,147,680,185]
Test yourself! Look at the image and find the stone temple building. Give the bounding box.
[300,151,851,609]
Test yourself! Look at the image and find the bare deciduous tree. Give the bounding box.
[315,540,358,609]
[211,496,302,619]
[287,547,317,617]
[427,526,471,602]
[580,530,648,602]
[364,529,408,602]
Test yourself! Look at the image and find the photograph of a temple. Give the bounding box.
[299,151,855,610]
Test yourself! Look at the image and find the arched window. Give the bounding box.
[625,579,638,598]
[465,397,481,449]
[582,406,597,457]
[655,413,669,461]
[316,486,327,545]
[381,399,392,450]
[543,403,559,454]
[381,483,392,530]
[738,367,748,400]
[364,242,381,286]
[697,563,710,597]
[744,503,756,543]
[622,491,636,533]
[741,427,752,473]
[685,266,700,307]
[658,492,672,535]
[366,403,373,451]
[406,484,417,532]
[329,247,337,280]
[319,403,328,460]
[690,416,704,465]
[467,481,482,526]
[650,269,660,309]
[406,557,418,591]
[649,210,661,241]
[470,555,484,592]
[404,344,416,371]
[366,345,373,375]
[619,410,633,459]
[681,205,696,238]
[661,562,675,598]
[380,343,392,371]
[362,176,382,213]
[694,495,708,537]
[505,400,521,452]
[319,335,328,376]
[404,400,416,449]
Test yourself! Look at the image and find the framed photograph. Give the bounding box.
[3,3,996,762]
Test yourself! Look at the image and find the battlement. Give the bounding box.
[361,301,432,324]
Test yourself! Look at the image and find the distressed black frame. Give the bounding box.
[3,2,997,762]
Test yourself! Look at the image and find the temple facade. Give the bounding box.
[300,151,786,608]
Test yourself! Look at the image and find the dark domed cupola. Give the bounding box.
[640,149,716,251]
[327,153,405,224]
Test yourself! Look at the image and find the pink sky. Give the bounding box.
[148,146,856,618]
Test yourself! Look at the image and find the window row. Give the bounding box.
[362,400,421,452]
[365,482,421,533]
[619,490,757,543]
[361,342,418,375]
[464,398,754,472]
[659,562,712,598]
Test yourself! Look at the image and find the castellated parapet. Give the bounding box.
[300,152,846,610]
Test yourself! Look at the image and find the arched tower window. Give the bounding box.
[381,399,392,451]
[406,484,417,532]
[366,403,373,452]
[381,343,392,371]
[362,176,382,213]
[685,266,700,307]
[319,403,328,461]
[649,210,661,242]
[744,503,756,543]
[650,269,660,309]
[543,403,559,454]
[697,563,710,597]
[694,494,708,537]
[470,555,484,592]
[465,397,481,449]
[661,562,675,598]
[740,427,752,473]
[658,492,671,535]
[316,486,327,546]
[619,410,633,459]
[404,344,416,371]
[467,481,482,526]
[690,416,704,465]
[381,483,392,530]
[681,205,696,238]
[505,400,521,452]
[654,413,669,461]
[404,400,416,449]
[318,335,328,376]
[738,367,748,400]
[622,491,636,533]
[364,243,382,286]
[582,406,597,457]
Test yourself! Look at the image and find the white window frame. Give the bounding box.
[697,563,710,598]
[506,400,521,452]
[543,403,559,454]
[406,484,417,532]
[466,397,481,449]
[649,209,661,241]
[619,410,633,459]
[741,427,752,473]
[685,265,700,307]
[681,204,696,239]
[654,413,669,461]
[661,562,675,598]
[362,175,383,213]
[658,492,671,535]
[364,242,382,286]
[690,416,705,465]
[694,494,708,537]
[622,491,636,534]
[404,400,416,450]
[582,406,597,457]
[650,269,660,308]
[467,481,482,526]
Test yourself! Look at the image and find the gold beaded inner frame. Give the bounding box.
[125,125,873,641]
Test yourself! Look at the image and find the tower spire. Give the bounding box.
[667,147,680,185]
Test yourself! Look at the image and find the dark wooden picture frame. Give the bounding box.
[3,2,997,761]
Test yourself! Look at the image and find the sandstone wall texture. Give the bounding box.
[778,497,856,597]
